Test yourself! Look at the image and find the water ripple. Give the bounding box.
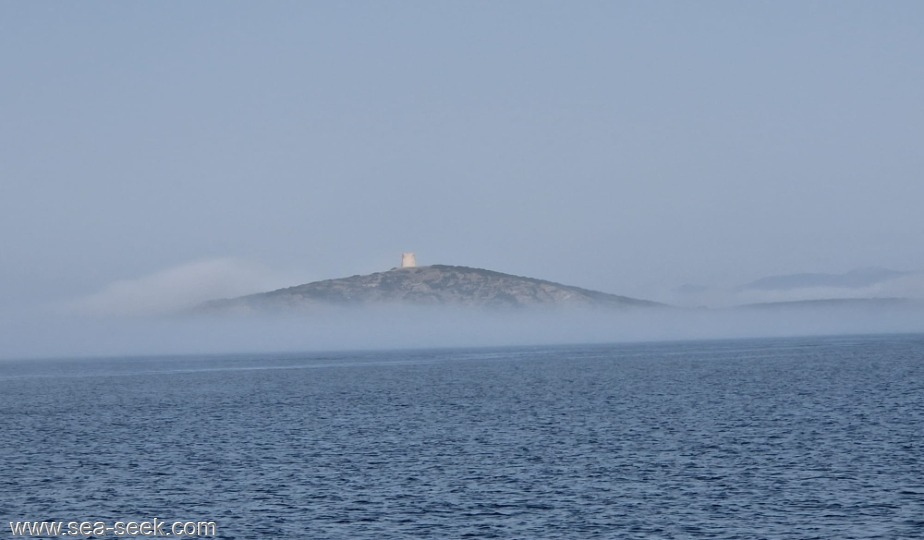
[2,336,922,538]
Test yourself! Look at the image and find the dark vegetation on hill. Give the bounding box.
[197,265,661,312]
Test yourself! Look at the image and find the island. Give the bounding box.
[196,263,661,313]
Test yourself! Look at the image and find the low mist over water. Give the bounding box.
[4,302,924,360]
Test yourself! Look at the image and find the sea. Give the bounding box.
[1,334,922,539]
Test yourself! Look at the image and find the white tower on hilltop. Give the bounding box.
[401,252,417,268]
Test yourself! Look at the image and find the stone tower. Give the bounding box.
[401,252,417,268]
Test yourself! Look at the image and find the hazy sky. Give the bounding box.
[3,1,924,314]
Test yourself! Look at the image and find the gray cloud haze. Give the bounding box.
[61,258,291,316]
[2,2,924,357]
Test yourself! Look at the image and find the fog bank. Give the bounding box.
[3,303,924,361]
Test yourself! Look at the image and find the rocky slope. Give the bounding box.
[197,265,660,312]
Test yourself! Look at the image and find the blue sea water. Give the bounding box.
[1,335,923,539]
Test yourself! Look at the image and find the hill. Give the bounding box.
[196,265,660,312]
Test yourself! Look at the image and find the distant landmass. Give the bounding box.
[669,266,924,311]
[740,267,907,291]
[196,265,661,312]
[736,297,921,310]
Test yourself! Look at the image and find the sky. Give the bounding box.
[2,2,924,356]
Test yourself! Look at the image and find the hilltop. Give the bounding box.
[196,265,661,312]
